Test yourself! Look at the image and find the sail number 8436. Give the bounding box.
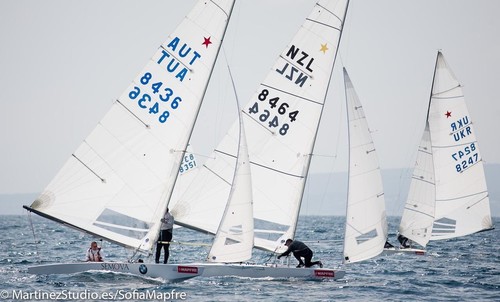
[128,72,183,124]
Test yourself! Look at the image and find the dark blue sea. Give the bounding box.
[1,215,498,301]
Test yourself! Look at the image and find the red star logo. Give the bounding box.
[445,111,452,118]
[202,36,212,48]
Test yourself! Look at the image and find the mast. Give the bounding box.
[290,0,351,240]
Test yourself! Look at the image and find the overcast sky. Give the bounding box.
[1,0,499,201]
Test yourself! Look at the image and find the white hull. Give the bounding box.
[381,247,426,256]
[179,262,345,280]
[27,262,203,282]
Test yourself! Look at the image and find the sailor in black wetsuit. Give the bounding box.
[277,239,323,268]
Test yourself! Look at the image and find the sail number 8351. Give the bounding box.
[248,89,299,136]
[128,72,183,124]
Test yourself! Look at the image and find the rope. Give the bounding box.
[26,211,40,262]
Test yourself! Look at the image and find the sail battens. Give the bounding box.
[27,0,238,255]
[71,154,106,183]
[398,51,492,248]
[343,68,388,264]
[305,18,341,31]
[203,165,232,186]
[115,100,150,128]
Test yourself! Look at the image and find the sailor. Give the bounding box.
[397,234,411,248]
[156,208,174,264]
[277,239,323,268]
[86,241,103,262]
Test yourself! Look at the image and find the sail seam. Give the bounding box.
[432,140,478,148]
[242,110,276,134]
[212,148,302,181]
[159,46,193,72]
[277,54,314,79]
[260,83,322,105]
[316,4,343,23]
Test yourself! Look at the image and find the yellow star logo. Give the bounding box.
[320,43,328,54]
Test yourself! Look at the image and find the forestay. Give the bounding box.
[342,69,388,263]
[399,51,492,245]
[171,0,350,253]
[24,0,236,254]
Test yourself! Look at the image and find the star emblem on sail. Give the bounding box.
[320,43,328,54]
[445,111,452,118]
[202,36,212,48]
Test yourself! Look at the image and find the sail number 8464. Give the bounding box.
[248,89,299,136]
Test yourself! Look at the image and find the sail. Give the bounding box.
[427,51,492,240]
[207,105,254,263]
[398,123,436,247]
[342,69,388,263]
[24,0,236,254]
[171,0,350,252]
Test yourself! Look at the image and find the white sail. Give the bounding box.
[398,123,435,247]
[207,105,254,263]
[427,51,492,240]
[25,0,236,254]
[398,51,492,247]
[342,69,388,264]
[172,0,350,253]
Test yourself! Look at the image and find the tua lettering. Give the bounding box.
[275,45,314,87]
[156,37,201,82]
[450,116,472,142]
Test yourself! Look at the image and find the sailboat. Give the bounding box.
[386,51,493,253]
[170,0,362,279]
[23,0,236,281]
[342,68,388,264]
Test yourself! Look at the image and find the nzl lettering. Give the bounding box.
[450,116,471,142]
[156,36,202,82]
[276,45,314,87]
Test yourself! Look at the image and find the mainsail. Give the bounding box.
[171,0,350,253]
[24,0,236,254]
[342,68,388,263]
[399,51,493,247]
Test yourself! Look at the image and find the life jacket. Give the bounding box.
[87,247,102,262]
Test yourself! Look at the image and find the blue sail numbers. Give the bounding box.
[128,36,202,125]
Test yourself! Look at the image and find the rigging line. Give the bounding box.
[260,83,322,105]
[72,154,106,183]
[26,211,40,262]
[210,0,229,19]
[116,100,150,128]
